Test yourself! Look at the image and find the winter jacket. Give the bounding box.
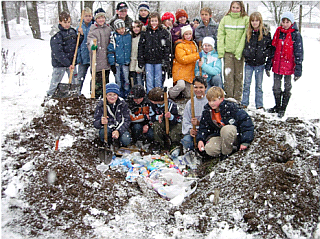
[126,96,151,125]
[172,39,200,84]
[76,20,92,65]
[50,24,84,68]
[129,34,144,73]
[87,23,112,72]
[138,26,170,66]
[243,29,272,67]
[194,19,219,49]
[107,30,132,66]
[196,99,254,147]
[149,100,182,126]
[195,49,222,81]
[93,98,131,136]
[108,14,133,31]
[171,21,190,44]
[269,23,303,77]
[217,12,249,60]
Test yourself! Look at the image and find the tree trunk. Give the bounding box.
[26,1,41,39]
[1,1,10,39]
[15,1,21,24]
[62,1,69,12]
[58,1,62,16]
[299,5,302,32]
[84,1,94,11]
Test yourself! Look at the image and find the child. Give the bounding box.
[181,76,208,152]
[107,19,132,99]
[241,12,272,110]
[192,18,200,29]
[47,11,84,96]
[77,7,93,93]
[87,8,113,99]
[138,2,150,26]
[109,2,133,31]
[126,85,153,143]
[195,7,219,49]
[169,25,200,99]
[162,12,175,30]
[93,83,131,146]
[195,37,223,90]
[217,1,249,102]
[197,86,254,161]
[129,20,144,86]
[171,9,190,44]
[148,87,183,151]
[138,12,170,93]
[267,12,303,118]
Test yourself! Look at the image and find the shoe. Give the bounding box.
[240,104,247,109]
[278,110,285,118]
[267,106,279,113]
[220,154,228,161]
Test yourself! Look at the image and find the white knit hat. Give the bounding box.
[114,19,125,29]
[181,25,193,37]
[202,37,215,48]
[281,12,295,23]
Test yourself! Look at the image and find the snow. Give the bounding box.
[1,17,320,239]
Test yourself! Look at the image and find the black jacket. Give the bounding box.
[149,99,182,126]
[50,24,84,67]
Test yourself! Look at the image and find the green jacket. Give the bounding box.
[217,12,249,60]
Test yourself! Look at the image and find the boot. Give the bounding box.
[278,92,291,118]
[268,92,282,113]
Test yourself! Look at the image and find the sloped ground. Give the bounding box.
[1,96,319,238]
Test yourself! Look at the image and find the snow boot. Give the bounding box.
[268,92,282,113]
[278,92,291,118]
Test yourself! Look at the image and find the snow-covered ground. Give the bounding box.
[1,18,320,238]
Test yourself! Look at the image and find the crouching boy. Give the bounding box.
[197,86,254,160]
[94,83,132,146]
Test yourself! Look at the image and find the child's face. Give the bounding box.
[150,17,159,28]
[251,18,260,30]
[203,43,213,53]
[59,18,71,29]
[183,31,193,41]
[139,9,149,18]
[208,97,223,110]
[116,27,126,35]
[96,16,106,26]
[117,9,128,19]
[163,19,173,28]
[150,100,164,105]
[231,2,241,13]
[193,21,200,28]
[194,81,206,98]
[84,13,93,24]
[178,16,187,24]
[106,92,118,104]
[132,23,141,34]
[281,18,292,30]
[200,10,212,23]
[133,97,144,104]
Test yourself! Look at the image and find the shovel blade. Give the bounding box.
[98,146,113,165]
[52,83,81,98]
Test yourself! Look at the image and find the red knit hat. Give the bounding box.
[175,9,188,21]
[161,12,175,23]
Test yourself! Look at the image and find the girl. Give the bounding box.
[138,12,170,93]
[129,20,144,86]
[217,1,249,102]
[171,9,190,44]
[241,12,272,109]
[169,25,200,99]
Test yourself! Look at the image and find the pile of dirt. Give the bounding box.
[1,96,319,238]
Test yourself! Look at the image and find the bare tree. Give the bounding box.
[84,1,94,11]
[14,1,21,24]
[62,1,69,12]
[2,1,10,39]
[261,1,298,25]
[26,1,41,39]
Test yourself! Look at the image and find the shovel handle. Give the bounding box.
[69,10,85,84]
[102,69,108,143]
[91,39,97,98]
[190,84,197,146]
[164,87,169,135]
[198,41,202,76]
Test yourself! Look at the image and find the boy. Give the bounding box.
[77,7,93,93]
[197,86,254,161]
[126,85,153,143]
[195,7,218,50]
[47,11,84,96]
[148,87,182,151]
[195,37,223,90]
[266,12,303,118]
[181,77,208,152]
[138,2,150,26]
[109,2,133,31]
[108,19,132,99]
[93,83,131,146]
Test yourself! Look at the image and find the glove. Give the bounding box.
[294,76,300,81]
[111,65,116,75]
[91,44,98,51]
[199,52,203,58]
[266,70,270,77]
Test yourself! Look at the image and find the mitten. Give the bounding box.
[111,65,116,75]
[91,44,98,51]
[294,76,300,81]
[266,71,270,77]
[199,52,203,58]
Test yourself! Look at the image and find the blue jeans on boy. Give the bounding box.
[115,65,130,98]
[131,123,154,142]
[145,63,162,93]
[99,127,131,147]
[206,74,223,92]
[241,64,264,108]
[47,66,78,96]
[181,134,195,151]
[77,63,90,92]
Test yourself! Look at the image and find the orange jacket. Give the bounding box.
[172,39,200,84]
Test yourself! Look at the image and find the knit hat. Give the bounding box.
[114,19,125,29]
[116,2,128,11]
[148,87,164,102]
[105,83,120,95]
[181,25,193,37]
[161,12,175,23]
[175,9,188,21]
[281,12,295,24]
[202,37,215,48]
[130,85,146,99]
[94,8,106,19]
[138,2,150,12]
[193,18,200,23]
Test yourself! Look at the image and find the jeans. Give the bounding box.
[168,80,191,99]
[77,63,90,92]
[241,64,264,108]
[131,123,154,142]
[99,128,131,147]
[145,63,162,93]
[47,66,77,96]
[130,71,144,87]
[272,73,292,95]
[206,74,223,92]
[115,65,130,98]
[181,134,195,151]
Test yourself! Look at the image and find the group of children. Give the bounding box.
[48,1,303,160]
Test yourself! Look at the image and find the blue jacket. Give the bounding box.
[76,20,92,65]
[195,49,222,82]
[149,100,182,126]
[50,24,84,67]
[196,99,254,147]
[107,30,132,66]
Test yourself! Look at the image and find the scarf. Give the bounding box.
[272,26,295,60]
[139,15,149,26]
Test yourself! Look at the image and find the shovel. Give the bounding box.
[91,39,97,98]
[53,10,84,98]
[190,84,197,147]
[163,87,172,148]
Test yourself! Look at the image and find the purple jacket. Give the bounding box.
[171,22,193,44]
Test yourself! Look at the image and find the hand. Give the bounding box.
[112,130,119,139]
[294,76,300,81]
[266,70,270,77]
[190,128,197,137]
[175,31,180,36]
[203,74,208,79]
[191,117,198,126]
[158,114,163,123]
[69,65,75,71]
[199,52,203,58]
[101,116,108,125]
[142,125,149,134]
[198,141,205,151]
[111,65,116,75]
[165,111,171,119]
[78,27,83,35]
[239,144,247,151]
[198,60,203,67]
